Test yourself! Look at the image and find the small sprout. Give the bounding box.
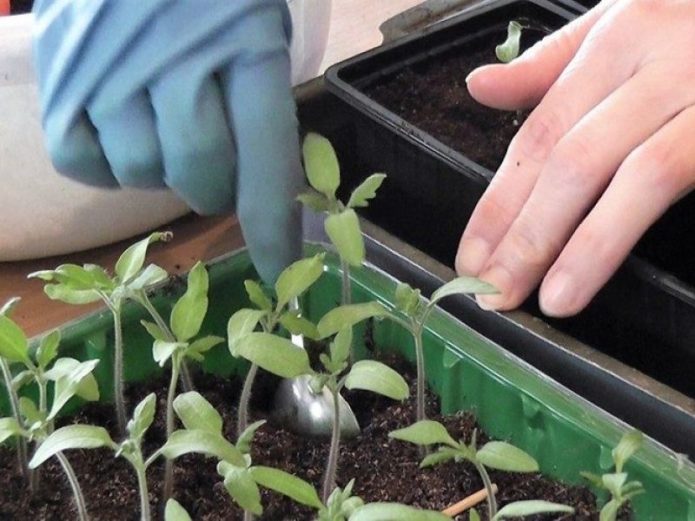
[581,430,646,521]
[496,21,522,63]
[390,420,571,519]
[165,499,192,521]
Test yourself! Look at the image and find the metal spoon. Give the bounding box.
[272,298,360,438]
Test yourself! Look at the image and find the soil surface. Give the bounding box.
[0,356,625,520]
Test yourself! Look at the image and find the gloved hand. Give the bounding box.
[32,0,303,284]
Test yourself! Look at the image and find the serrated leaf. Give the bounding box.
[492,500,574,520]
[233,333,311,379]
[153,340,185,367]
[29,425,114,468]
[48,359,100,420]
[141,320,168,342]
[349,502,451,521]
[420,447,460,468]
[347,173,386,209]
[317,302,389,338]
[599,499,620,521]
[275,254,325,311]
[303,133,340,198]
[430,277,498,306]
[244,280,273,312]
[0,315,30,365]
[128,393,156,440]
[44,284,101,305]
[0,417,22,444]
[126,264,169,291]
[222,467,262,515]
[83,264,114,289]
[36,330,60,369]
[236,420,266,454]
[394,283,420,315]
[52,264,99,290]
[19,397,43,427]
[279,312,320,341]
[250,466,323,509]
[345,360,408,400]
[602,473,628,498]
[0,297,21,317]
[325,210,365,267]
[613,430,643,473]
[297,190,333,213]
[160,429,245,467]
[173,392,223,434]
[115,231,171,284]
[227,309,266,356]
[495,21,522,63]
[164,499,192,521]
[330,327,352,367]
[171,262,209,342]
[477,441,538,473]
[389,420,458,448]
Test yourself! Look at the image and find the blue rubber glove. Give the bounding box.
[32,0,303,283]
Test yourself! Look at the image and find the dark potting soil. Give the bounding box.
[0,359,622,520]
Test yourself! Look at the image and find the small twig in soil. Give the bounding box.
[441,484,498,517]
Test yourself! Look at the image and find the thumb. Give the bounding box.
[466,0,616,110]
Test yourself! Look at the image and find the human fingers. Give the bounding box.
[455,3,637,279]
[222,12,303,285]
[466,0,616,110]
[474,66,695,311]
[539,104,695,317]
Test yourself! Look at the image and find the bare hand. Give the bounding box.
[456,0,695,317]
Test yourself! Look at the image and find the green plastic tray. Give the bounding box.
[20,247,695,519]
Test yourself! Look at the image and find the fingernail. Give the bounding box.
[540,271,575,317]
[456,237,491,276]
[476,265,513,311]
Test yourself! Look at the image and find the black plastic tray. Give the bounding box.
[311,0,695,453]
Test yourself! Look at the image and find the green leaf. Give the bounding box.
[48,359,100,420]
[580,471,605,489]
[187,336,224,358]
[492,500,574,520]
[19,397,43,427]
[347,173,386,209]
[29,425,114,468]
[244,280,273,312]
[345,360,408,400]
[389,420,458,448]
[325,209,365,267]
[153,340,186,367]
[115,231,171,284]
[495,21,522,63]
[599,499,620,521]
[127,393,156,440]
[141,320,168,341]
[430,277,498,306]
[236,420,266,454]
[476,441,538,473]
[297,189,333,213]
[394,283,421,316]
[160,429,245,467]
[126,264,169,291]
[317,302,389,338]
[11,370,33,392]
[303,132,340,199]
[227,309,266,356]
[0,417,22,444]
[0,315,30,365]
[49,264,99,290]
[173,392,223,435]
[470,508,481,521]
[349,502,451,521]
[613,430,643,473]
[164,499,192,521]
[279,312,320,341]
[275,254,325,311]
[36,330,60,369]
[602,473,628,498]
[233,333,311,379]
[330,327,352,366]
[221,466,262,515]
[170,262,209,342]
[44,284,102,305]
[250,466,323,509]
[419,447,460,468]
[83,264,114,289]
[0,297,21,317]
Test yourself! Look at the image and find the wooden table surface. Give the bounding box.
[0,0,424,337]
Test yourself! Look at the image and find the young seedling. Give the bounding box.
[227,253,325,436]
[29,231,176,434]
[0,319,100,519]
[389,420,573,519]
[340,278,497,424]
[164,499,192,521]
[299,132,386,363]
[581,430,645,521]
[141,261,224,502]
[30,393,160,521]
[496,21,522,63]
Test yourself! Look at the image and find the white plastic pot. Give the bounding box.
[0,0,332,261]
